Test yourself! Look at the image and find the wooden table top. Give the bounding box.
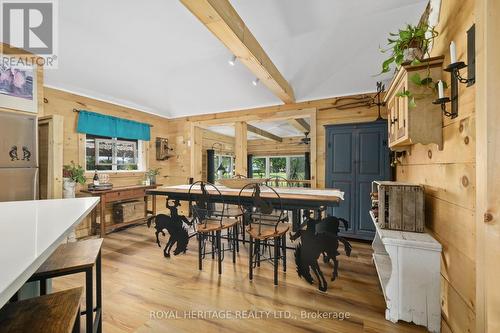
[148,184,344,203]
[81,184,162,195]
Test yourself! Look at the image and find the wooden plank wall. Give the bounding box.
[42,87,171,237]
[201,129,234,180]
[247,137,308,156]
[165,95,383,190]
[395,1,476,332]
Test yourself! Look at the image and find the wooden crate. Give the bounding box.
[373,181,425,232]
[113,200,145,223]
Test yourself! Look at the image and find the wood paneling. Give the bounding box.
[42,87,171,236]
[474,0,500,331]
[395,1,477,331]
[248,137,308,156]
[165,95,383,194]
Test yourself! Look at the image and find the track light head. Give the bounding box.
[252,78,260,86]
[228,55,237,66]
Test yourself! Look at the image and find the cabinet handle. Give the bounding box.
[390,118,398,125]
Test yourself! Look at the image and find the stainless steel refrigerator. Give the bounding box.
[0,112,38,202]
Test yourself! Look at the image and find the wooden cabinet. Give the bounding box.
[384,56,444,150]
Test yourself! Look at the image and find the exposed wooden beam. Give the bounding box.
[246,124,282,142]
[180,0,295,104]
[234,121,248,176]
[287,118,310,133]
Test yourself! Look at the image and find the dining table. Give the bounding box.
[146,184,344,231]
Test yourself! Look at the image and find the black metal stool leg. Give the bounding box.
[235,224,240,253]
[281,234,287,272]
[249,237,253,280]
[85,268,93,333]
[232,227,236,263]
[216,230,222,275]
[274,237,279,286]
[256,239,261,267]
[198,233,203,270]
[96,250,102,333]
[211,231,215,260]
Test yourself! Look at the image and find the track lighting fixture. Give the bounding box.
[252,78,259,86]
[228,55,237,66]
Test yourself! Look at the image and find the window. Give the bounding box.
[252,157,267,179]
[252,155,306,180]
[214,154,234,180]
[85,134,144,171]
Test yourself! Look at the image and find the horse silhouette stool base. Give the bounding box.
[147,199,193,258]
[291,216,352,292]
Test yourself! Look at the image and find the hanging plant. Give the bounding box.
[379,23,444,108]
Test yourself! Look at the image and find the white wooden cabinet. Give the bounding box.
[370,211,442,332]
[384,56,444,150]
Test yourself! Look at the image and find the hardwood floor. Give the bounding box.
[53,225,428,333]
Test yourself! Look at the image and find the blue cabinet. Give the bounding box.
[326,121,391,240]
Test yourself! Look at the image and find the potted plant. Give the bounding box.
[379,23,442,107]
[147,167,161,185]
[63,161,86,198]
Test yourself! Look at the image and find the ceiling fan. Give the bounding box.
[299,132,311,145]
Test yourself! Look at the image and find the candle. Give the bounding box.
[438,80,444,99]
[450,41,457,64]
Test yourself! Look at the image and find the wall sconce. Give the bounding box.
[433,25,475,119]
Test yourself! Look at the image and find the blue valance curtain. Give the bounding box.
[76,110,151,141]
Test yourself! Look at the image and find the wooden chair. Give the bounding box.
[189,181,239,274]
[28,239,103,333]
[0,287,83,333]
[238,183,289,286]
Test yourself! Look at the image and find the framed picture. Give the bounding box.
[0,63,38,113]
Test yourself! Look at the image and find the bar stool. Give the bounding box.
[28,238,103,333]
[189,181,239,274]
[0,287,83,333]
[239,183,289,286]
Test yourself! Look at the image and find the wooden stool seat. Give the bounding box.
[33,239,103,277]
[197,218,238,233]
[28,239,103,333]
[0,288,83,333]
[246,224,289,240]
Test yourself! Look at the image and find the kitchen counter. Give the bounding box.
[0,197,99,308]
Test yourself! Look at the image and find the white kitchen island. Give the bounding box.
[0,197,99,308]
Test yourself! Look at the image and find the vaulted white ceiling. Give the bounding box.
[45,0,428,118]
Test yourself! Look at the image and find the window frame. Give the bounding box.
[252,155,306,179]
[214,154,235,180]
[84,134,146,173]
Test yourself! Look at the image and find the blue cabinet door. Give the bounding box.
[326,121,390,240]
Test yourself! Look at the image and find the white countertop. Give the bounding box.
[0,197,99,308]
